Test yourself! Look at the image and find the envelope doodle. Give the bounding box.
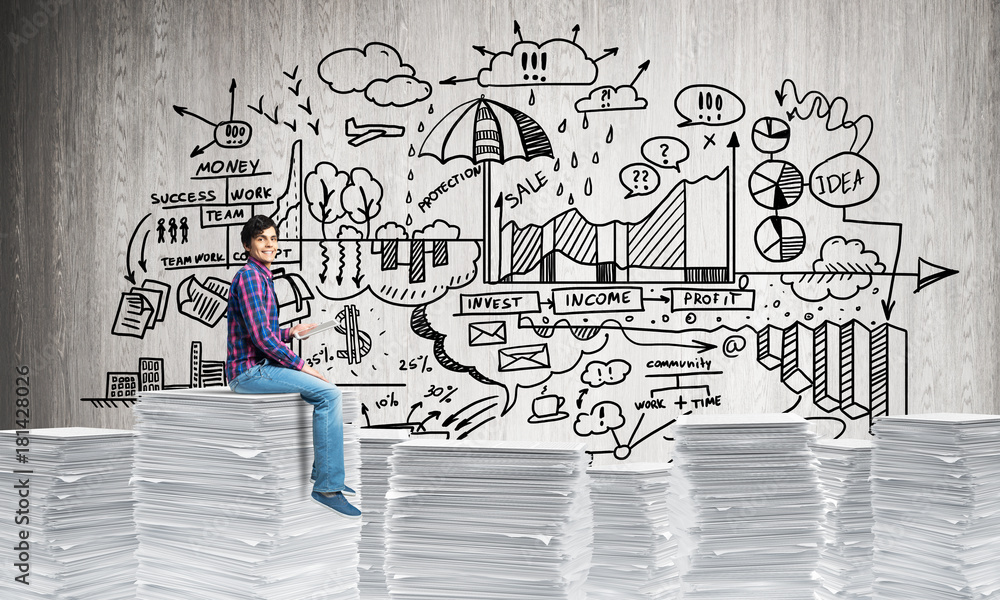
[469,321,507,346]
[497,344,550,372]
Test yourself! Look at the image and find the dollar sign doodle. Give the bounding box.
[334,304,372,365]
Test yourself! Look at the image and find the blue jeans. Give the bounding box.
[228,360,346,493]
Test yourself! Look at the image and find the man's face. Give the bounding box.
[244,226,278,267]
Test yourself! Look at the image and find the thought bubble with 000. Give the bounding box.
[641,137,690,171]
[675,84,745,127]
[619,163,660,198]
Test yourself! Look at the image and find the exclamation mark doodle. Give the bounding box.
[540,51,547,82]
[521,51,529,81]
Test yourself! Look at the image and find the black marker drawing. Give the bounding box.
[344,117,405,147]
[528,394,569,423]
[468,321,507,346]
[175,79,252,157]
[776,79,873,153]
[780,236,885,301]
[755,216,806,262]
[91,341,225,406]
[573,401,625,437]
[749,159,804,209]
[176,274,229,327]
[318,42,432,107]
[757,319,907,432]
[501,170,730,283]
[574,60,650,117]
[580,359,631,387]
[751,116,791,154]
[497,343,550,372]
[332,304,372,365]
[575,84,647,113]
[419,96,553,283]
[641,136,690,172]
[675,84,746,127]
[111,279,170,339]
[125,214,152,284]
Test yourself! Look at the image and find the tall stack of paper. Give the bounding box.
[385,440,593,600]
[133,387,362,600]
[358,429,409,600]
[587,463,678,600]
[812,438,874,600]
[666,414,823,600]
[0,427,137,599]
[871,413,1000,600]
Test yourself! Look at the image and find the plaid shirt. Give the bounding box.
[225,256,304,382]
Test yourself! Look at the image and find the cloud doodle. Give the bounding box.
[581,360,631,387]
[781,236,886,301]
[575,85,647,113]
[318,42,432,107]
[478,39,597,87]
[573,402,625,436]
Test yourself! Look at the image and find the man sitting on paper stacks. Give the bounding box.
[225,214,360,518]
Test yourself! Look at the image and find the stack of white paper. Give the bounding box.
[587,463,678,600]
[0,427,137,599]
[358,428,409,600]
[871,413,1000,600]
[812,438,874,600]
[132,387,362,600]
[384,439,593,600]
[666,414,823,600]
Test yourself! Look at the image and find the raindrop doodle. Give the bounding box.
[428,104,434,114]
[405,191,412,204]
[556,183,563,196]
[417,122,425,132]
[408,145,415,157]
[528,90,535,106]
[584,178,592,196]
[405,214,413,226]
[582,113,589,129]
[558,119,567,133]
[571,153,578,168]
[407,170,414,181]
[592,152,599,164]
[606,125,613,144]
[553,158,560,171]
[568,193,575,205]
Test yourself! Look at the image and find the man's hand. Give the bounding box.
[289,323,317,339]
[302,364,329,382]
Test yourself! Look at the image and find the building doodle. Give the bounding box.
[94,24,960,465]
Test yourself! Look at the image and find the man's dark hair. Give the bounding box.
[241,214,278,248]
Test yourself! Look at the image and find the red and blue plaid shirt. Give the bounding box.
[225,256,304,382]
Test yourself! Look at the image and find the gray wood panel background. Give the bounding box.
[1,0,997,463]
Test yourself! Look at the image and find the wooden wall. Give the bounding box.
[1,0,997,464]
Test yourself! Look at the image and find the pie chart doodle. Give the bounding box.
[749,160,804,210]
[751,116,790,154]
[755,216,806,262]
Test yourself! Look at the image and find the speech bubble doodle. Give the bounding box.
[675,84,745,127]
[641,136,690,171]
[619,163,660,198]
